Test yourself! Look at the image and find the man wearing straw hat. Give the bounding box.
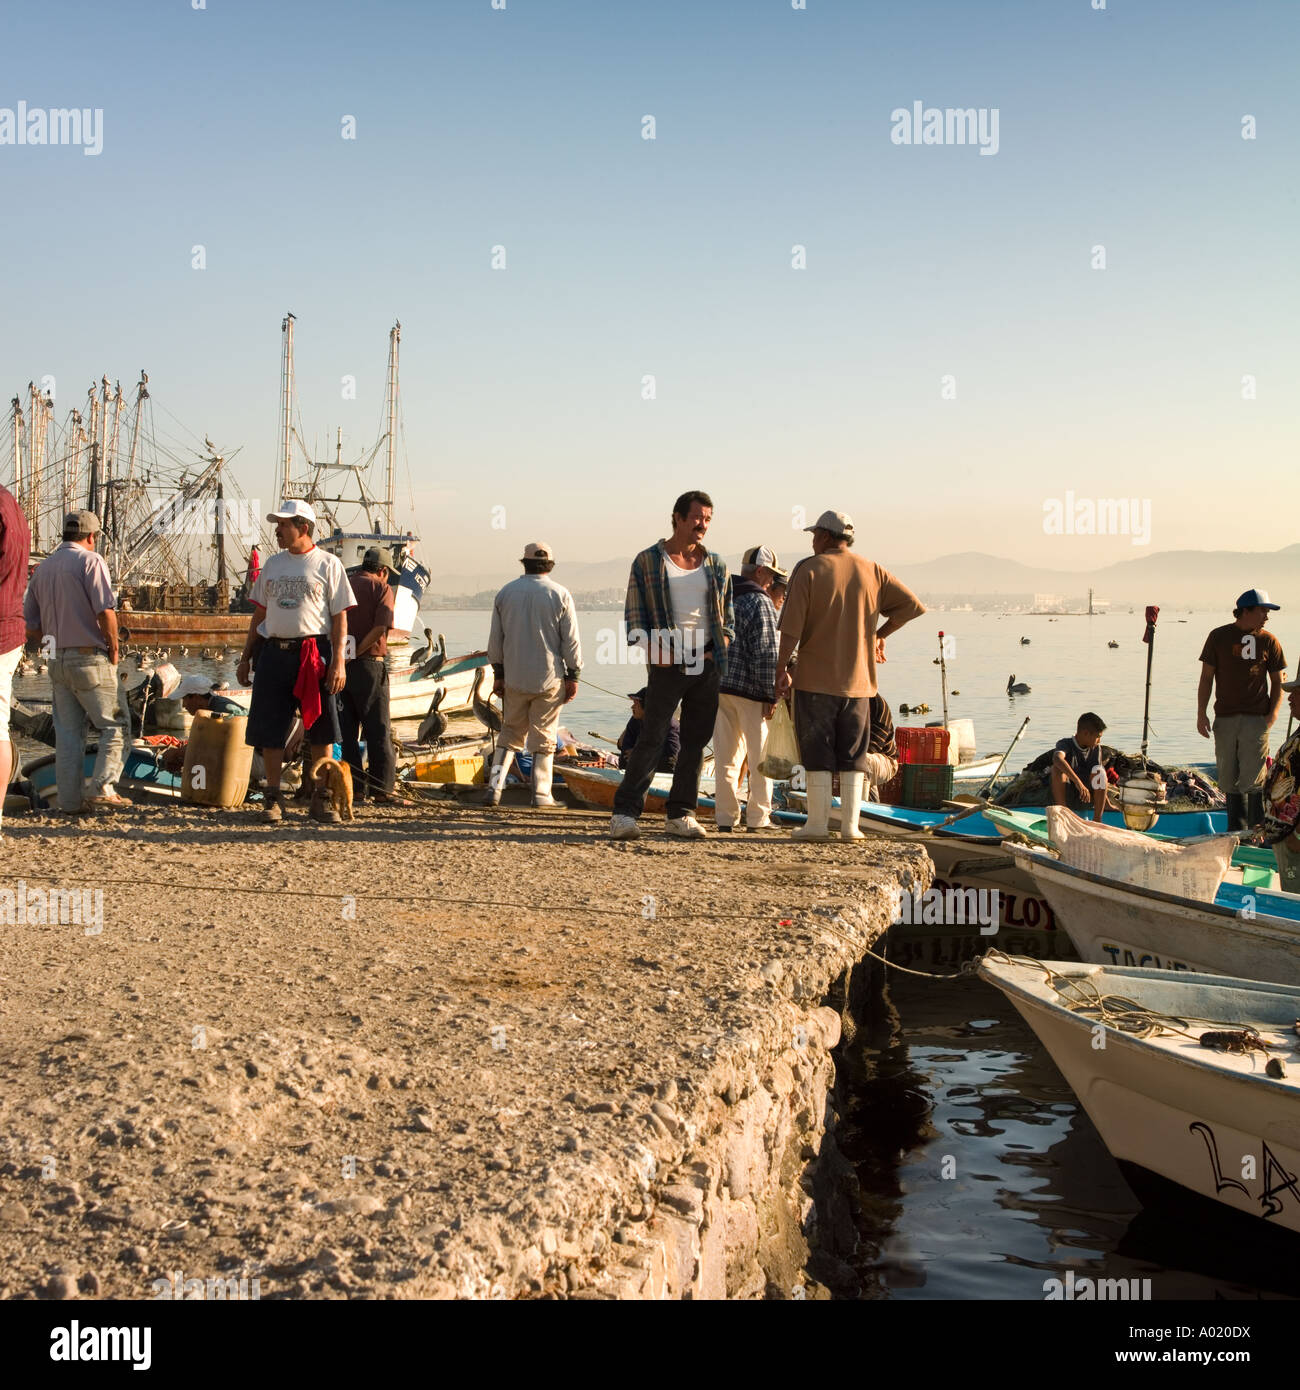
[775,510,925,842]
[479,542,582,808]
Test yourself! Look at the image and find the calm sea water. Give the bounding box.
[415,605,1296,767]
[837,935,1300,1302]
[15,604,1287,768]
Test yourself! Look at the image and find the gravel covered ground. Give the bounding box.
[0,794,927,1300]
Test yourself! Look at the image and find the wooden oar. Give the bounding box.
[973,715,1030,800]
[587,731,620,746]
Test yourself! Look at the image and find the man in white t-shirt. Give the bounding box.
[235,500,355,824]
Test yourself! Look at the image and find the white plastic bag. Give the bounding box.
[759,700,800,781]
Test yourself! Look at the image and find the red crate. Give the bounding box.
[896,726,950,765]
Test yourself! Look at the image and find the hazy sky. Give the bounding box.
[2,0,1295,588]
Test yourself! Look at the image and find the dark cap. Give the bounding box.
[627,687,648,703]
[362,545,397,575]
[1236,588,1280,612]
[64,509,100,538]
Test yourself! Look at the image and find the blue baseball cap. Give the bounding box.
[1236,588,1280,611]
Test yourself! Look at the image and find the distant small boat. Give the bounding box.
[979,955,1300,1234]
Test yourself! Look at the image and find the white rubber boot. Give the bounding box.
[477,746,515,806]
[531,751,558,807]
[791,771,832,841]
[840,772,866,840]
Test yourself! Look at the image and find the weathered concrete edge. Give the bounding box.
[428,846,934,1300]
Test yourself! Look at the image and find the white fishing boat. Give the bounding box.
[1008,843,1300,983]
[978,955,1300,1235]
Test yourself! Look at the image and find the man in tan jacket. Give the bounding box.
[775,510,926,841]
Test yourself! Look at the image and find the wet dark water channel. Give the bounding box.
[826,924,1300,1301]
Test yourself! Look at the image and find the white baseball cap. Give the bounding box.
[804,509,854,539]
[175,674,217,700]
[743,544,788,580]
[266,499,318,526]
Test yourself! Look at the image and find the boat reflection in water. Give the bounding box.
[828,922,1296,1300]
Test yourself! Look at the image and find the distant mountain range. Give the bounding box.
[425,544,1300,610]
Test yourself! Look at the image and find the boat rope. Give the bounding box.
[981,949,1286,1044]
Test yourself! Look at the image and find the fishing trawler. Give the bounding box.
[6,374,262,645]
[274,313,430,642]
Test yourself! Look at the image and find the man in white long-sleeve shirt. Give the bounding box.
[482,542,582,807]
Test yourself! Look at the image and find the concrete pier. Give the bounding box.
[0,802,930,1299]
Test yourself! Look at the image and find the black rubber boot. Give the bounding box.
[1225,792,1246,832]
[1246,790,1265,830]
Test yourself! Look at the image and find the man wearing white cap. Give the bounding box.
[1197,588,1288,831]
[713,545,784,831]
[776,510,926,841]
[480,542,582,808]
[157,675,249,773]
[235,501,355,824]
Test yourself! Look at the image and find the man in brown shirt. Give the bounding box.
[776,510,926,841]
[1197,588,1287,830]
[340,547,398,802]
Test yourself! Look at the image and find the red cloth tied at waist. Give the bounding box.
[293,638,326,730]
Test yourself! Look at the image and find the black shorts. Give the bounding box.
[794,689,873,772]
[245,635,342,750]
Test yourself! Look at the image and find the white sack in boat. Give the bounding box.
[1045,805,1233,903]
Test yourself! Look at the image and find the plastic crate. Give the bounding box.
[901,763,954,809]
[896,726,951,765]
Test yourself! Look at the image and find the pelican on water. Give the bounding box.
[1007,674,1031,694]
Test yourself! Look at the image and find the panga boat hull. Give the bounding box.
[1012,847,1300,983]
[557,764,716,816]
[979,956,1300,1235]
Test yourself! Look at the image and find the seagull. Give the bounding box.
[1007,674,1031,695]
[1019,636,1031,645]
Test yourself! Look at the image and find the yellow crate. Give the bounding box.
[414,753,486,785]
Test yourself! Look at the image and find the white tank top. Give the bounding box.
[665,554,708,647]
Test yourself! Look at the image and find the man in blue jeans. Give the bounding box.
[611,491,733,840]
[23,510,128,814]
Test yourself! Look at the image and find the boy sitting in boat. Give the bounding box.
[1050,712,1110,821]
[618,687,679,773]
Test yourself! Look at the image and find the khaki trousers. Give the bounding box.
[713,692,772,828]
[499,684,564,754]
[1213,713,1270,794]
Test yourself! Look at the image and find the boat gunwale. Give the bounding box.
[1008,843,1300,929]
[978,956,1300,1091]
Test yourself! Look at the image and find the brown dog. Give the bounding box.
[310,756,355,821]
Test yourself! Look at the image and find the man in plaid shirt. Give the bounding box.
[611,490,734,840]
[713,545,784,832]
